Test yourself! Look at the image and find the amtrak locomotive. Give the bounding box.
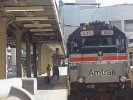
[67,21,132,100]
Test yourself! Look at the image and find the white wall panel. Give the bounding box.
[60,4,133,42]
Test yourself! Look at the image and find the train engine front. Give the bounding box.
[67,21,131,99]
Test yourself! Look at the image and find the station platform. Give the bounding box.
[35,67,67,100]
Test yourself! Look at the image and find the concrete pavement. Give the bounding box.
[35,67,68,100]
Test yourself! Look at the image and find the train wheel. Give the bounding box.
[100,94,110,100]
[116,95,125,100]
[111,94,116,100]
[68,94,84,100]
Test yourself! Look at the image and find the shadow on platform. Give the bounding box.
[37,75,67,90]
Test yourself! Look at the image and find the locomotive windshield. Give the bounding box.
[82,36,114,47]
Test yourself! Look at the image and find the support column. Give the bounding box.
[14,30,23,77]
[37,44,42,75]
[26,36,31,77]
[11,48,16,66]
[33,42,37,78]
[121,20,125,32]
[0,19,10,79]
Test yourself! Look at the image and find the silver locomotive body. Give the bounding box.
[70,61,127,83]
[69,53,127,84]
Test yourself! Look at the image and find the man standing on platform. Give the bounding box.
[52,48,61,81]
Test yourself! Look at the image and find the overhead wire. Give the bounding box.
[89,0,102,22]
[90,7,99,22]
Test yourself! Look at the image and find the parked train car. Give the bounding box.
[67,21,133,100]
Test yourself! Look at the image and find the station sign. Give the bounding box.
[31,35,57,42]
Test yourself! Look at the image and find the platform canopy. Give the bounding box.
[0,0,65,54]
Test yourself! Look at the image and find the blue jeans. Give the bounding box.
[53,66,59,76]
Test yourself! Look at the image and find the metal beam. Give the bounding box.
[24,24,51,28]
[30,29,53,32]
[15,17,48,21]
[4,6,44,12]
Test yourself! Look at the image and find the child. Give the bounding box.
[46,64,51,84]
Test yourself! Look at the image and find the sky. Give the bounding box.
[57,0,133,6]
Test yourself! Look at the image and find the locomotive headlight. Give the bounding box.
[130,66,133,71]
[120,76,127,82]
[130,66,133,69]
[78,77,84,83]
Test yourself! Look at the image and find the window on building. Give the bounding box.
[125,20,133,32]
